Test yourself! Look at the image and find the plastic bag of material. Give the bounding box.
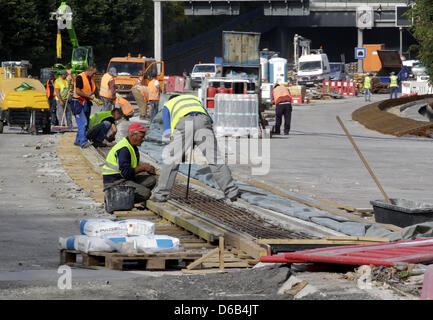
[58,235,115,253]
[117,219,155,236]
[79,219,127,237]
[105,235,180,254]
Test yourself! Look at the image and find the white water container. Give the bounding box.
[260,56,270,83]
[269,57,287,84]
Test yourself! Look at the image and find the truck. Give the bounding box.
[297,52,331,86]
[375,50,410,92]
[199,31,267,137]
[190,63,222,89]
[105,55,164,99]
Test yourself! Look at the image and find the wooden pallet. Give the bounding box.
[60,249,204,271]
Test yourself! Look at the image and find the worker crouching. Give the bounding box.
[102,123,157,207]
[86,108,123,147]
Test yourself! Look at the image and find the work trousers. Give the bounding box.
[132,88,148,117]
[56,99,73,128]
[153,114,239,201]
[101,97,114,111]
[74,103,88,147]
[86,120,111,143]
[390,87,399,99]
[149,100,159,121]
[364,88,371,101]
[49,98,58,126]
[275,102,292,134]
[105,174,157,203]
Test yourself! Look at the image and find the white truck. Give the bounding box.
[297,53,331,86]
[190,63,222,89]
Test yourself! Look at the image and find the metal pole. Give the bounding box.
[154,1,162,62]
[185,143,194,201]
[336,116,391,204]
[357,28,363,73]
[399,27,403,57]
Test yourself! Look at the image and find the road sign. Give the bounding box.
[355,47,366,60]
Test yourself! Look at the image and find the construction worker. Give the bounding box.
[86,108,123,147]
[100,67,117,111]
[389,72,399,99]
[363,73,372,102]
[102,122,157,205]
[46,72,57,126]
[54,70,73,128]
[131,83,148,120]
[148,74,160,121]
[271,84,292,135]
[72,64,97,148]
[115,96,134,119]
[152,94,240,203]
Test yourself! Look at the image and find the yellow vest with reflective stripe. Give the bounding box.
[102,137,138,176]
[364,76,371,89]
[54,78,69,101]
[100,73,115,99]
[89,111,112,129]
[390,75,398,87]
[165,95,207,136]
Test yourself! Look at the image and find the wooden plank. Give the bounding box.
[181,269,224,274]
[186,248,219,270]
[60,250,77,264]
[219,237,224,272]
[256,239,389,245]
[146,259,166,270]
[202,262,252,268]
[146,200,224,242]
[325,236,390,242]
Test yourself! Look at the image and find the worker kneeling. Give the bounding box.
[86,108,123,147]
[152,94,240,202]
[102,123,157,207]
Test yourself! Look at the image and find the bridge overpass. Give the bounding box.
[153,0,414,74]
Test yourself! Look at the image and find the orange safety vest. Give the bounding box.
[115,97,134,116]
[73,72,96,99]
[99,73,115,99]
[46,79,55,99]
[148,79,160,101]
[272,86,291,105]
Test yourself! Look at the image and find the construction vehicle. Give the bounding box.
[376,50,410,92]
[293,34,311,70]
[0,76,51,134]
[1,61,31,79]
[105,54,164,99]
[41,1,95,84]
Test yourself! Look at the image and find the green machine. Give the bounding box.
[41,1,95,83]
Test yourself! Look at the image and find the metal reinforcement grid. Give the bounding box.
[352,94,433,137]
[170,184,312,240]
[96,145,312,239]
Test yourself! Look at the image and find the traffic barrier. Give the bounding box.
[173,76,185,93]
[290,95,307,104]
[164,76,175,92]
[323,80,356,96]
[401,81,433,96]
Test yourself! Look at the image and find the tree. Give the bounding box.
[408,0,433,82]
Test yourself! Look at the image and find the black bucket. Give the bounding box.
[104,185,135,213]
[371,198,433,228]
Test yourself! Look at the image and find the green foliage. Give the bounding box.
[407,0,433,81]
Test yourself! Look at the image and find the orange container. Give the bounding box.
[363,44,385,72]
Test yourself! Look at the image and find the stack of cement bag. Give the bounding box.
[59,219,180,254]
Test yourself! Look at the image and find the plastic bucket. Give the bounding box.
[104,185,135,213]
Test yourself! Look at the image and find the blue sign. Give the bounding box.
[355,47,367,60]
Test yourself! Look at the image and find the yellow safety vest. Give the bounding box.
[390,75,399,87]
[100,73,115,99]
[102,137,138,176]
[364,76,371,90]
[54,78,69,101]
[164,95,207,137]
[88,111,112,129]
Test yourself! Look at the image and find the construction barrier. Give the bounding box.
[322,81,356,96]
[401,81,433,96]
[290,95,308,104]
[164,76,185,93]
